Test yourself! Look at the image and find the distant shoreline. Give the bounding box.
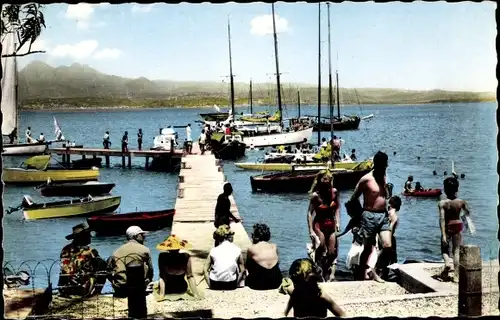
[20,100,497,113]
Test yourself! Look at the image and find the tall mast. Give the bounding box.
[327,3,334,142]
[336,71,340,118]
[249,79,253,114]
[317,2,321,146]
[271,3,283,128]
[227,17,235,121]
[297,88,301,118]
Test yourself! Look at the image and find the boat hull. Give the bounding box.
[23,195,121,220]
[40,182,116,197]
[72,157,102,169]
[403,189,442,198]
[2,143,48,156]
[2,168,100,185]
[313,117,361,132]
[212,141,246,160]
[200,112,229,121]
[235,161,361,171]
[242,127,313,148]
[250,169,371,193]
[87,209,175,236]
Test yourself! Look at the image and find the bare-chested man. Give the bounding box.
[438,177,471,281]
[349,151,392,281]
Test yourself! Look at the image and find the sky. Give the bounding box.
[12,2,498,92]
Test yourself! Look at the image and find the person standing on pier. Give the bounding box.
[198,129,207,155]
[103,131,111,149]
[137,129,143,151]
[122,131,129,153]
[348,151,392,282]
[186,124,193,154]
[438,177,471,281]
[214,182,241,228]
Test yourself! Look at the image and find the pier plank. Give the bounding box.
[173,143,250,277]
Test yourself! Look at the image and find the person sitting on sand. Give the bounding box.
[404,176,414,193]
[108,226,154,297]
[284,258,345,318]
[245,223,283,290]
[438,177,471,281]
[414,182,424,192]
[214,183,240,228]
[204,225,245,291]
[155,235,201,299]
[58,223,107,298]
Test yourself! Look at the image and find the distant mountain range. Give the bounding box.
[17,61,496,110]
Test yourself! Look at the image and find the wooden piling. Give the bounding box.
[121,156,125,168]
[458,244,482,317]
[128,154,132,168]
[105,155,110,167]
[126,263,147,319]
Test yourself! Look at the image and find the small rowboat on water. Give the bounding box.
[87,209,176,236]
[39,181,116,197]
[403,189,442,198]
[7,195,121,220]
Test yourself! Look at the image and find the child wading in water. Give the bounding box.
[438,177,471,281]
[284,258,345,318]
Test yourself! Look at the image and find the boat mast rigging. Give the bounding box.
[227,16,236,121]
[271,3,283,129]
[317,2,322,146]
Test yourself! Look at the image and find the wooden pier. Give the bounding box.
[49,147,184,169]
[172,143,251,287]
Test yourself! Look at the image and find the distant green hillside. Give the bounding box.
[17,61,496,110]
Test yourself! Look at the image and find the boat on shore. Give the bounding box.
[403,189,442,198]
[87,209,175,236]
[39,181,116,197]
[2,155,100,185]
[8,195,121,220]
[250,168,371,193]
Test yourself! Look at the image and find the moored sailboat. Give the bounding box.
[1,31,48,156]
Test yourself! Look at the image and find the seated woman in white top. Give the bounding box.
[204,225,245,290]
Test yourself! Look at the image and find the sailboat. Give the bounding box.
[208,18,246,160]
[249,3,371,193]
[1,31,48,156]
[231,4,313,148]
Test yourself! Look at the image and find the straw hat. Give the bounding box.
[156,235,192,251]
[65,223,91,240]
[213,224,234,240]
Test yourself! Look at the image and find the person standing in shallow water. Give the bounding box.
[121,131,129,152]
[284,258,345,318]
[137,129,143,151]
[438,177,471,281]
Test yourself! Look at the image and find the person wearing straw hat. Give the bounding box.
[108,226,154,297]
[154,235,201,300]
[58,223,107,297]
[204,225,245,290]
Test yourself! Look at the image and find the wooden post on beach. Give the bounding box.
[126,263,147,319]
[458,244,482,317]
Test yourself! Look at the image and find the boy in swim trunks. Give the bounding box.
[438,177,471,281]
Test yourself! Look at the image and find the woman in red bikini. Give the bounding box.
[307,171,340,282]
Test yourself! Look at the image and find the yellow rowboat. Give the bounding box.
[2,155,99,184]
[235,159,372,172]
[19,195,121,220]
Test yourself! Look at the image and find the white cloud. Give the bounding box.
[49,40,122,60]
[250,14,290,36]
[64,4,107,30]
[93,48,123,59]
[131,4,156,13]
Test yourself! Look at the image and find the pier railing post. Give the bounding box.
[458,244,482,317]
[126,262,147,319]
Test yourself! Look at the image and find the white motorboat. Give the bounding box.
[152,127,178,151]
